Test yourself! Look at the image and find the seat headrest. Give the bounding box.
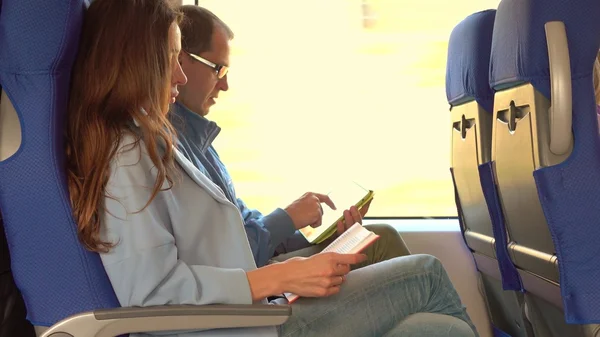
[445,9,496,113]
[0,0,83,73]
[490,0,600,98]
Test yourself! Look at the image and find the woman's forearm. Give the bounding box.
[246,263,286,301]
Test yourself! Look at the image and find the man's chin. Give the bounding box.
[200,104,213,116]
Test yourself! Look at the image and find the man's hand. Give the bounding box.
[335,198,373,235]
[284,192,336,230]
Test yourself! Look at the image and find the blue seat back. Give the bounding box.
[447,9,524,292]
[490,0,600,324]
[446,10,531,337]
[0,0,119,327]
[446,9,498,264]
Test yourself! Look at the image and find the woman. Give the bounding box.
[65,1,478,336]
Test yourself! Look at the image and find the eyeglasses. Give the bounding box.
[186,51,228,79]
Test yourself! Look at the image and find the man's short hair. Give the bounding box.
[180,5,234,55]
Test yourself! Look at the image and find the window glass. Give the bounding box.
[189,0,500,217]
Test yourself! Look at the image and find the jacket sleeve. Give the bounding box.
[99,142,253,311]
[237,197,296,267]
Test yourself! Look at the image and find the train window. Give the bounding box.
[180,0,500,217]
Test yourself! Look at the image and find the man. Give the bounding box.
[171,5,410,268]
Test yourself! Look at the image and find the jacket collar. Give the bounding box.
[131,109,231,205]
[172,145,232,205]
[169,102,221,153]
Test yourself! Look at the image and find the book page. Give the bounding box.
[322,223,373,254]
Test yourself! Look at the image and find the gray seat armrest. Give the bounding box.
[40,304,291,337]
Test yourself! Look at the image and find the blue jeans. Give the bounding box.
[275,254,478,337]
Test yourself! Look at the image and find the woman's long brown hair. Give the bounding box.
[66,0,182,253]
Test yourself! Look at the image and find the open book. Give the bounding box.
[299,182,374,244]
[284,223,380,303]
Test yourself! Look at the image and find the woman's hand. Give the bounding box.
[246,252,367,300]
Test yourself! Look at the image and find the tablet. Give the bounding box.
[299,182,374,244]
